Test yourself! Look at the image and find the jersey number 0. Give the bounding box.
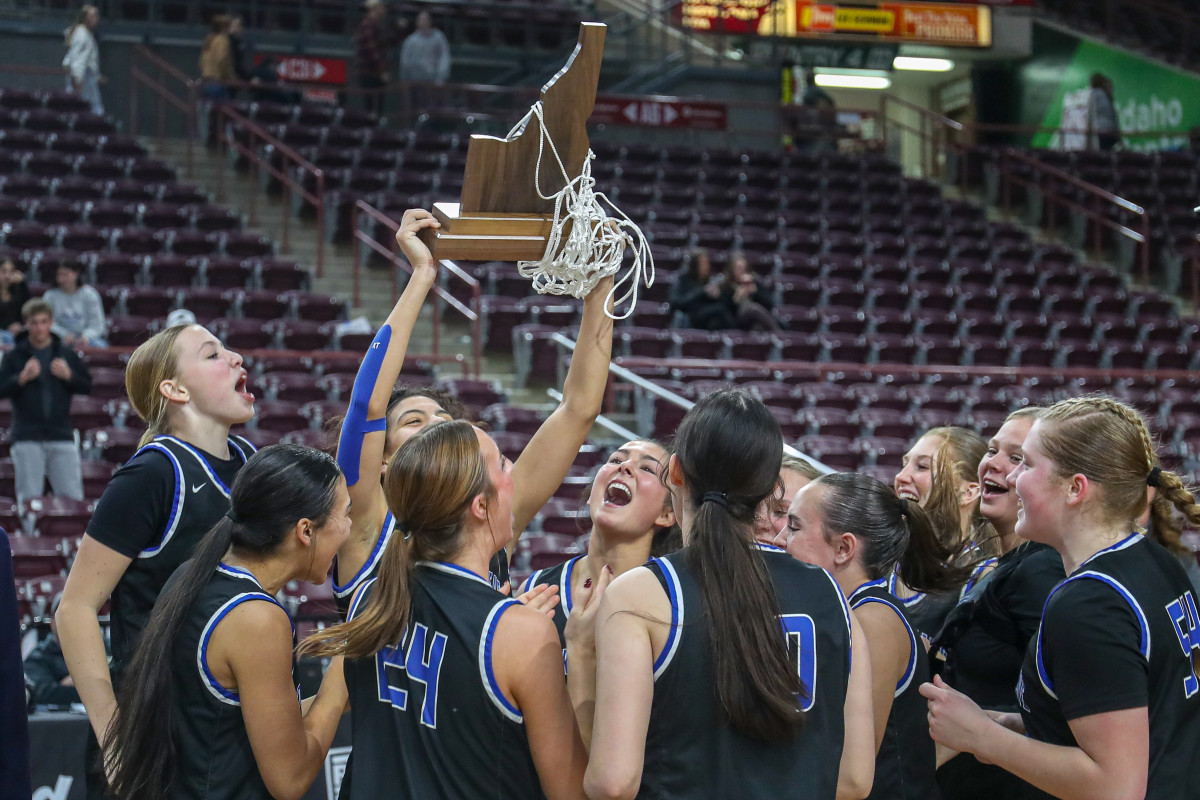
[781,614,818,712]
[376,622,449,727]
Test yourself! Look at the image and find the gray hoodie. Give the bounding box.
[43,284,107,343]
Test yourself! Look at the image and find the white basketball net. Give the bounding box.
[507,101,654,320]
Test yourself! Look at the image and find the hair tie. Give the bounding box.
[225,508,240,524]
[700,491,729,509]
[899,497,910,516]
[1147,466,1162,488]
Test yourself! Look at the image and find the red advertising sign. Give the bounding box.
[253,54,347,85]
[591,96,728,130]
[676,0,992,46]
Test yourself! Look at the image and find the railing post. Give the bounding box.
[186,80,196,179]
[316,171,326,279]
[1091,195,1101,257]
[472,292,482,377]
[351,207,362,310]
[156,66,166,139]
[1140,214,1151,286]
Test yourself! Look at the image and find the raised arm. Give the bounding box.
[509,276,614,540]
[336,210,440,561]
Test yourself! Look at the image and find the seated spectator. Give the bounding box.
[43,262,107,347]
[0,258,30,346]
[724,250,779,332]
[0,299,92,503]
[23,594,101,709]
[669,248,736,331]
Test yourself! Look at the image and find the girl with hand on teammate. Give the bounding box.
[783,472,969,800]
[303,420,591,800]
[105,445,351,800]
[57,323,257,790]
[581,389,875,800]
[332,208,614,608]
[922,396,1200,800]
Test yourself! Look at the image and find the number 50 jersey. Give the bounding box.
[640,545,853,800]
[342,562,543,800]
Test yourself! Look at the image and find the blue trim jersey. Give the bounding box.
[342,562,543,800]
[332,511,398,618]
[1018,534,1200,800]
[170,563,293,800]
[638,544,852,800]
[849,579,938,800]
[521,555,583,647]
[87,435,255,669]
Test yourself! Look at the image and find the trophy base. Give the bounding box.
[417,202,557,262]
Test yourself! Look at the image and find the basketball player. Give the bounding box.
[105,445,350,800]
[521,438,678,648]
[892,426,991,638]
[933,408,1064,800]
[302,420,590,799]
[332,208,614,609]
[578,390,875,800]
[783,472,971,800]
[57,324,256,793]
[755,454,822,545]
[922,397,1200,800]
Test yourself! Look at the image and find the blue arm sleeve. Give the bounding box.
[337,325,392,487]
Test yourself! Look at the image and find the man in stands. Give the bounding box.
[356,0,405,117]
[0,299,91,503]
[400,10,451,111]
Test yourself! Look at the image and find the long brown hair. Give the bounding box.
[671,389,804,742]
[1037,396,1200,555]
[125,324,189,448]
[301,421,494,658]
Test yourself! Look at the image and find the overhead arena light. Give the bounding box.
[893,56,955,72]
[813,73,892,90]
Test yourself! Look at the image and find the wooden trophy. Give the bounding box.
[417,21,606,262]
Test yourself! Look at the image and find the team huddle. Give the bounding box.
[54,209,1200,800]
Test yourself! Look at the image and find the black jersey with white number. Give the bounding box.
[521,555,583,647]
[849,579,939,800]
[88,435,255,669]
[1018,533,1200,800]
[639,543,852,800]
[342,562,543,800]
[170,563,293,800]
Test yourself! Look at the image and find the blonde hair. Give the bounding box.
[920,427,997,556]
[302,421,495,658]
[125,325,189,448]
[64,5,97,45]
[1038,395,1200,556]
[781,455,822,482]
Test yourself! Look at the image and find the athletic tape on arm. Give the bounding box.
[337,325,392,486]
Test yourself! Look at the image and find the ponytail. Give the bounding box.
[672,389,803,742]
[896,500,975,593]
[106,519,234,799]
[1148,470,1200,557]
[106,444,342,800]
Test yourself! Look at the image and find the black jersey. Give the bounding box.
[639,543,852,800]
[1017,533,1200,800]
[521,555,583,647]
[170,563,293,800]
[935,542,1063,800]
[849,578,939,800]
[342,562,543,800]
[87,435,255,669]
[332,511,397,618]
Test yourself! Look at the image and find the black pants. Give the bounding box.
[360,74,385,118]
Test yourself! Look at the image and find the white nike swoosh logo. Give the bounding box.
[192,483,206,493]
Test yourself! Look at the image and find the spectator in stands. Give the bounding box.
[356,0,406,117]
[62,5,103,115]
[43,261,107,347]
[1088,72,1119,151]
[0,299,92,503]
[669,248,736,331]
[0,258,31,346]
[724,250,779,332]
[23,594,107,709]
[400,10,451,110]
[199,15,237,101]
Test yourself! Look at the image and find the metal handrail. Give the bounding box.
[351,199,483,376]
[213,104,326,278]
[997,147,1151,284]
[129,45,198,176]
[548,333,830,470]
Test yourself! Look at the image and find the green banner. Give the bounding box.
[1023,25,1200,151]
